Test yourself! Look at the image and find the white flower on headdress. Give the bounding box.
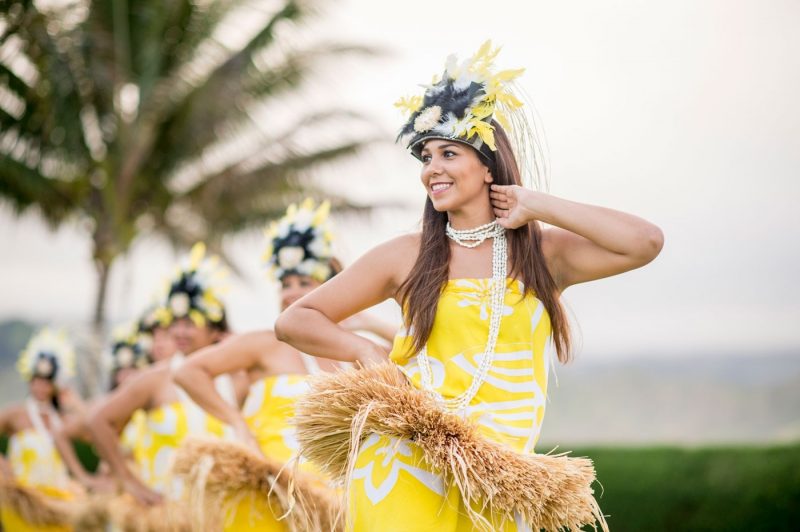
[296,258,317,276]
[169,292,191,317]
[307,235,329,258]
[17,328,76,384]
[414,106,443,133]
[278,246,305,270]
[35,357,53,377]
[116,346,135,368]
[138,333,153,354]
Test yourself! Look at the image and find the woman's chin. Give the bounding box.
[429,196,455,213]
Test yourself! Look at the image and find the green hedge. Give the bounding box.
[3,437,799,530]
[574,444,800,531]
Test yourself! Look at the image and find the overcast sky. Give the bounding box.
[1,0,798,361]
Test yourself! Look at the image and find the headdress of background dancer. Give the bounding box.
[156,242,230,332]
[263,198,339,283]
[17,328,76,387]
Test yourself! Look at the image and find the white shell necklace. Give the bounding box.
[417,220,507,413]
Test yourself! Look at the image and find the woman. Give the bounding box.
[0,328,83,531]
[275,41,663,531]
[172,199,396,531]
[88,243,243,505]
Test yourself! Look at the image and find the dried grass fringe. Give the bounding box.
[294,363,609,532]
[171,437,341,532]
[71,493,192,532]
[0,479,74,526]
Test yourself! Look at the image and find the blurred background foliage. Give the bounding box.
[0,0,376,392]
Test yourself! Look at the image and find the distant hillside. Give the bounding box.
[0,320,37,403]
[539,353,800,446]
[0,319,35,371]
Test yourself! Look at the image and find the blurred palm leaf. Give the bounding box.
[0,0,377,393]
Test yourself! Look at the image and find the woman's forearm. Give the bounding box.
[276,307,387,365]
[526,192,663,260]
[87,413,137,484]
[53,425,93,485]
[173,365,245,429]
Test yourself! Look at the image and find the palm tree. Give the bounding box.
[0,0,376,393]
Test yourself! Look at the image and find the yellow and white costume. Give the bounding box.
[1,400,75,532]
[222,354,332,531]
[1,328,78,531]
[135,354,234,497]
[347,279,550,531]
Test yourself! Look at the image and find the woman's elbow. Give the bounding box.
[172,365,190,390]
[274,310,294,343]
[638,223,664,264]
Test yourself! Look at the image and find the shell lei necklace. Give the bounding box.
[418,220,507,413]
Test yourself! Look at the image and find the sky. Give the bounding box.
[1,0,798,361]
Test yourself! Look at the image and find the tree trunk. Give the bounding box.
[82,254,114,398]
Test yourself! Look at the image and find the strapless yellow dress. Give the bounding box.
[348,278,551,531]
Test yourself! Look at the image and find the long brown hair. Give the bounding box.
[397,122,572,363]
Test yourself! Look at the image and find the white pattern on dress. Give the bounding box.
[351,434,445,505]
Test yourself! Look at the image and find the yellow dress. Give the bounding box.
[0,403,74,532]
[221,374,313,531]
[136,401,226,497]
[348,278,551,531]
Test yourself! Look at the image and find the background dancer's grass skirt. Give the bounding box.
[172,438,341,532]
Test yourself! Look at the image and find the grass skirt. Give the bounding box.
[293,363,608,532]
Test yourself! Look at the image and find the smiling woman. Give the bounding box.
[275,40,662,531]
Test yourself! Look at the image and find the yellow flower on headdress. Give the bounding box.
[264,198,335,283]
[17,328,76,384]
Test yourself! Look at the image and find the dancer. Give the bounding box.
[275,41,663,531]
[172,199,395,531]
[88,243,247,509]
[0,328,83,531]
[51,324,152,497]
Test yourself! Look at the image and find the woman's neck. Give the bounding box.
[447,203,495,230]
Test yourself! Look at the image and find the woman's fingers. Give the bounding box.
[493,207,508,218]
[491,199,509,209]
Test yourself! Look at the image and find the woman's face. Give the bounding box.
[419,139,492,213]
[29,376,55,402]
[150,326,177,362]
[169,318,221,355]
[280,274,321,311]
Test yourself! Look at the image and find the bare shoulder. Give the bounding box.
[0,403,26,433]
[370,232,421,286]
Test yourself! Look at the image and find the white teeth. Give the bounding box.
[432,183,452,191]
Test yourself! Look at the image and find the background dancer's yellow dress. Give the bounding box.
[136,400,226,496]
[1,411,75,531]
[222,373,318,531]
[348,279,550,532]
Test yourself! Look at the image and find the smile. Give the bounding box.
[430,183,453,195]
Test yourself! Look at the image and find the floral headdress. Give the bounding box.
[395,40,525,162]
[263,198,335,283]
[137,303,169,357]
[17,328,76,385]
[109,323,150,373]
[156,242,228,328]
